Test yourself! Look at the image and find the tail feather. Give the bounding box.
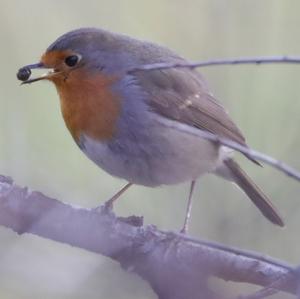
[223,159,284,227]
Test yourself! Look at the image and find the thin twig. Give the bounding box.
[129,56,300,181]
[238,270,295,299]
[240,285,279,299]
[240,265,300,299]
[164,232,292,271]
[158,118,300,182]
[129,56,300,73]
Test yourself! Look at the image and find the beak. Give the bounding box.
[17,62,58,85]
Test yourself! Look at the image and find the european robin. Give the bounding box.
[17,28,283,230]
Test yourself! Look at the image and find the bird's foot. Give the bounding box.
[94,182,133,213]
[93,198,115,216]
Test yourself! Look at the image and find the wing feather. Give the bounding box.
[136,68,246,146]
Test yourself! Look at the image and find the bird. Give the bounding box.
[17,27,284,231]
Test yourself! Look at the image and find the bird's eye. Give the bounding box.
[64,55,80,67]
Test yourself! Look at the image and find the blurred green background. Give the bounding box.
[0,0,300,298]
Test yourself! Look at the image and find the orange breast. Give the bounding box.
[53,70,121,143]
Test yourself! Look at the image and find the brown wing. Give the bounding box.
[136,67,247,146]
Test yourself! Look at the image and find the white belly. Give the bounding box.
[81,118,223,187]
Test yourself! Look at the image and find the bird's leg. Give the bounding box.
[180,180,196,234]
[102,182,133,210]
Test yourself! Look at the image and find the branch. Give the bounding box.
[0,175,298,299]
[128,56,300,72]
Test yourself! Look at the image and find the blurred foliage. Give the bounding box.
[0,0,300,298]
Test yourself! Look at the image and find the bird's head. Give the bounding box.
[17,28,136,87]
[17,28,132,141]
